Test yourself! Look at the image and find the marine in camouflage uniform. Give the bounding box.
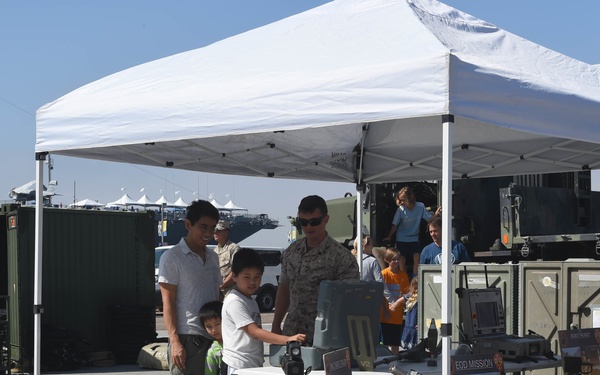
[279,234,359,344]
[214,220,241,295]
[215,241,240,290]
[273,195,360,344]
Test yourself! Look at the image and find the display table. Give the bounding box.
[390,356,562,375]
[236,366,388,374]
[236,355,562,375]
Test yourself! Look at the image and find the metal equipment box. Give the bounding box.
[519,261,563,360]
[562,260,600,331]
[419,263,518,346]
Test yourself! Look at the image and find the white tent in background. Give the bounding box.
[155,195,173,206]
[33,0,600,374]
[136,194,159,207]
[106,193,137,207]
[223,200,246,211]
[171,197,189,208]
[69,198,104,208]
[209,198,225,209]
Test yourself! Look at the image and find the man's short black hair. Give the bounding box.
[186,199,220,225]
[298,195,328,216]
[199,300,223,328]
[231,248,264,276]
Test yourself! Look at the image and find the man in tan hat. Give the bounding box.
[213,220,240,295]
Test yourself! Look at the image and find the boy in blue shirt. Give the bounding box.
[420,217,471,265]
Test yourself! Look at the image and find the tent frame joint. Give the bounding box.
[442,114,455,123]
[35,152,48,161]
[440,323,452,336]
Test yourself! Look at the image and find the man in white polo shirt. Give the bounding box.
[159,200,221,375]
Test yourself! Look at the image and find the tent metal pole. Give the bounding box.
[34,152,47,375]
[355,124,369,278]
[161,203,166,245]
[441,115,454,375]
[356,187,364,277]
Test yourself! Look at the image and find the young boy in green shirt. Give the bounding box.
[199,301,224,375]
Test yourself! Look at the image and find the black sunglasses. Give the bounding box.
[297,215,326,227]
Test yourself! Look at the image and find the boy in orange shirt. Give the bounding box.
[380,247,410,354]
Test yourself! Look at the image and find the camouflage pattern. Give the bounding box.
[215,241,240,293]
[279,234,359,344]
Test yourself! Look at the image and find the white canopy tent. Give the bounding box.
[171,197,189,209]
[33,0,600,374]
[105,193,137,207]
[136,194,159,207]
[210,198,225,209]
[154,195,173,206]
[223,200,246,211]
[68,198,105,208]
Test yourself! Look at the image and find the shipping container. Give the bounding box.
[3,205,155,370]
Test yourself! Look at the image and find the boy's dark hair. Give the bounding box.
[186,199,220,225]
[199,300,223,328]
[231,248,264,276]
[428,216,442,228]
[298,195,328,216]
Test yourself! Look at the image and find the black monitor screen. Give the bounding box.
[463,288,506,336]
[476,301,499,329]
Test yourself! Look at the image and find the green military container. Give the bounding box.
[1,204,16,372]
[418,263,518,347]
[519,261,564,375]
[561,259,600,331]
[3,204,155,370]
[519,259,600,375]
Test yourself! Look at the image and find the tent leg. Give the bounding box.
[441,115,454,375]
[356,187,364,277]
[34,152,46,375]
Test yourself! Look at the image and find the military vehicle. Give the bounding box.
[315,171,600,262]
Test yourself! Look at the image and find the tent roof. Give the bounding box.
[223,200,246,211]
[155,196,173,206]
[172,197,189,208]
[106,194,137,206]
[136,194,159,206]
[210,199,225,209]
[69,198,105,208]
[36,0,600,184]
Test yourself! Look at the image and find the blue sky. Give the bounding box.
[1,1,599,247]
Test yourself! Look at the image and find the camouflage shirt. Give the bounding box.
[279,234,359,344]
[215,240,240,295]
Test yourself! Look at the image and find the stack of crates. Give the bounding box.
[418,258,599,375]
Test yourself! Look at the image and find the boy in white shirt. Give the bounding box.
[221,248,305,374]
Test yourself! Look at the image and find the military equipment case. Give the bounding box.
[2,205,155,370]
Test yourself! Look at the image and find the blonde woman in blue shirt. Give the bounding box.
[383,186,441,276]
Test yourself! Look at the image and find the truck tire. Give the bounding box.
[257,286,276,312]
